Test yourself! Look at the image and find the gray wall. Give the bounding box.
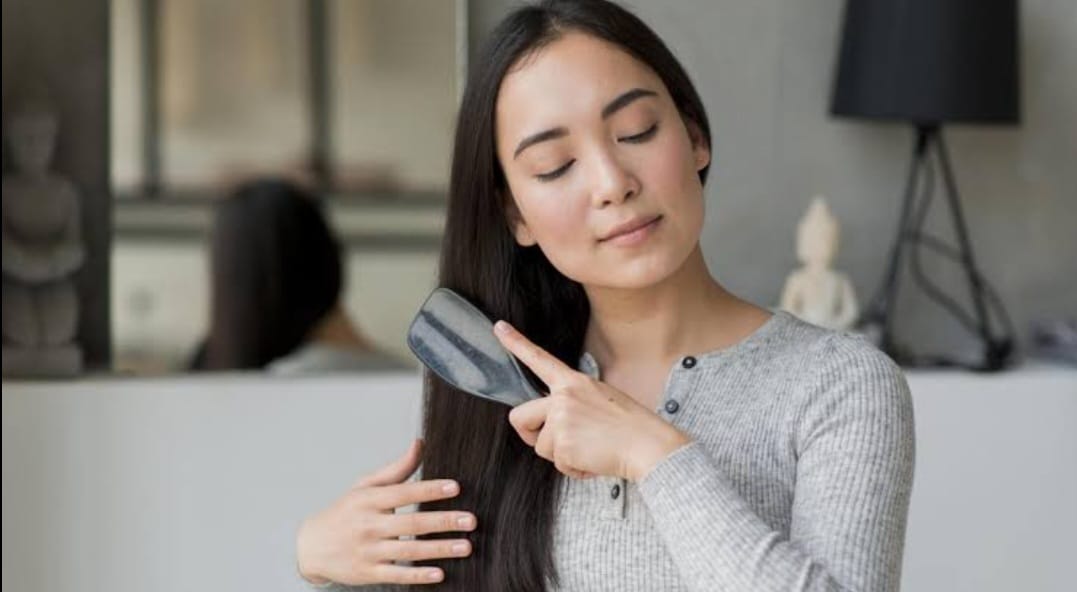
[2,0,111,367]
[471,0,1077,358]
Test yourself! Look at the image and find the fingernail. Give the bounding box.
[458,515,474,528]
[442,481,459,494]
[494,321,511,335]
[426,569,443,582]
[451,542,469,555]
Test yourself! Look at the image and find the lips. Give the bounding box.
[599,215,662,242]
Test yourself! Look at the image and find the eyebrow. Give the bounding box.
[512,87,658,159]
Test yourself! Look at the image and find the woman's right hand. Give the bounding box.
[296,439,477,586]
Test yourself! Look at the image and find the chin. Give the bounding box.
[579,248,687,290]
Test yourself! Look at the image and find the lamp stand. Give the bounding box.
[858,124,1014,371]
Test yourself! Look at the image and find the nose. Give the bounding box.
[589,149,639,208]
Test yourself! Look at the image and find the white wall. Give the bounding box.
[3,366,1075,591]
[2,373,424,592]
[900,366,1077,591]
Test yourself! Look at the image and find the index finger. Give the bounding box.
[493,320,577,388]
[362,479,463,511]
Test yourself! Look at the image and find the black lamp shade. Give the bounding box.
[831,0,1020,125]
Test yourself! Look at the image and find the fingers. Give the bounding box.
[367,563,447,586]
[369,538,472,563]
[493,321,576,387]
[355,439,423,488]
[377,510,478,538]
[556,460,580,478]
[514,405,592,480]
[508,397,551,446]
[534,421,555,462]
[362,478,463,511]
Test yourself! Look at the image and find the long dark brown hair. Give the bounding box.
[416,1,711,589]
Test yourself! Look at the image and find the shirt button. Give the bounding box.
[664,399,680,414]
[610,484,621,500]
[681,356,697,369]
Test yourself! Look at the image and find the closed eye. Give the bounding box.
[619,123,659,143]
[535,159,575,182]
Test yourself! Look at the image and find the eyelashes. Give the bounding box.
[533,123,660,182]
[620,122,658,144]
[536,159,576,182]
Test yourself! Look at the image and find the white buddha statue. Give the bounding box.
[780,196,859,331]
[2,98,85,377]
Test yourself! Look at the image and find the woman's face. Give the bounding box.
[495,32,710,290]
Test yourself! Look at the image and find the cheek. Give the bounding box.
[646,128,704,205]
[636,129,706,243]
[510,184,596,273]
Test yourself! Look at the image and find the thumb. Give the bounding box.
[354,438,423,488]
[508,398,550,447]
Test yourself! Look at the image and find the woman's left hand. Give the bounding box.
[493,320,691,482]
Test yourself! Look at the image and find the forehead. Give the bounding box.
[496,32,664,133]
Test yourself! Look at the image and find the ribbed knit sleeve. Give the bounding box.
[636,335,916,591]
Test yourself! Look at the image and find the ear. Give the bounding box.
[503,191,538,247]
[685,119,711,173]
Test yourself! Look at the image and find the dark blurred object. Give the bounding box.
[190,178,406,374]
[832,0,1019,123]
[1030,319,1077,367]
[831,0,1020,372]
[195,179,342,370]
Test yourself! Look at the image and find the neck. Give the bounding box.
[308,306,373,352]
[582,245,768,370]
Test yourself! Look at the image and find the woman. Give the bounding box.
[194,178,404,373]
[296,1,914,590]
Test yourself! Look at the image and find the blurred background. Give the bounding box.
[2,1,1075,591]
[2,0,1074,376]
[108,0,462,373]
